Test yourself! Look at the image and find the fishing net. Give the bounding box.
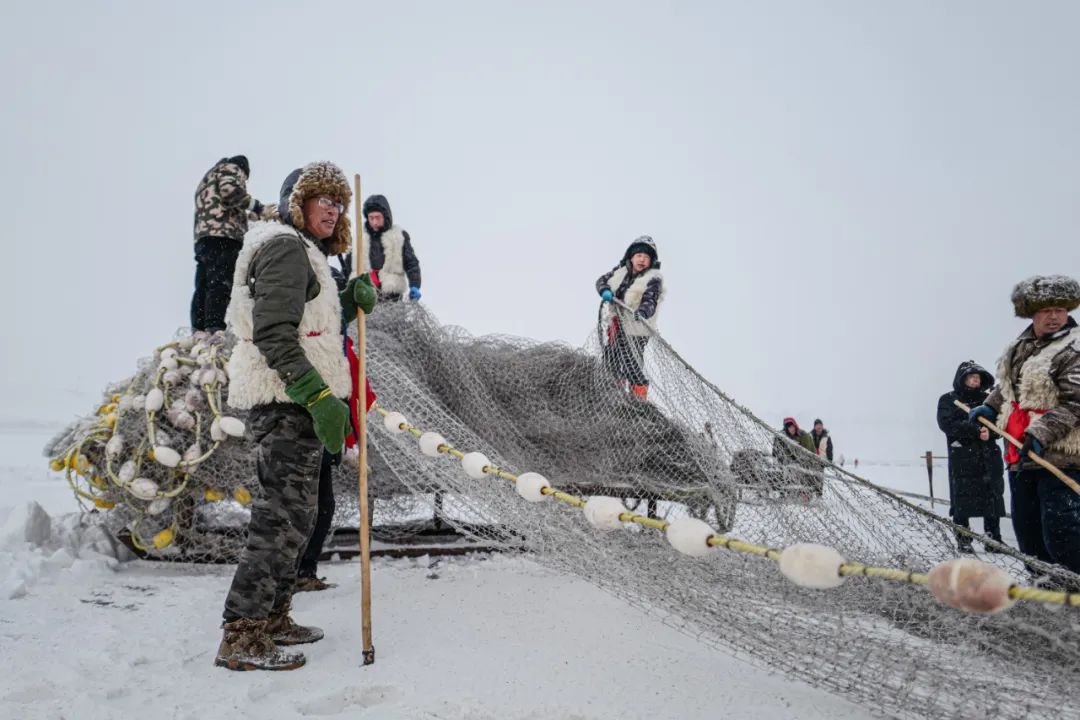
[46,301,1080,719]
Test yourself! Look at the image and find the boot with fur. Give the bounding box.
[266,600,325,646]
[215,618,306,671]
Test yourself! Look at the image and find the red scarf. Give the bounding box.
[1004,401,1047,465]
[344,336,377,449]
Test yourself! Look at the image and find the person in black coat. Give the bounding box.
[936,360,1007,553]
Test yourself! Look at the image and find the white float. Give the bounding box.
[778,543,846,589]
[419,432,447,457]
[128,478,159,501]
[153,446,181,468]
[382,411,408,434]
[927,558,1015,614]
[584,496,627,530]
[461,452,491,480]
[665,517,716,558]
[515,472,550,502]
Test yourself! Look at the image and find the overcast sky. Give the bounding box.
[3,1,1078,462]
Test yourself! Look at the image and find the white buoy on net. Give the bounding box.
[778,543,847,589]
[584,496,627,530]
[383,411,408,434]
[210,417,225,442]
[153,446,181,468]
[145,388,164,412]
[118,460,136,484]
[419,432,447,457]
[515,472,550,502]
[105,434,124,458]
[128,478,159,501]
[218,416,245,438]
[147,496,171,516]
[666,517,716,558]
[927,558,1015,614]
[461,452,490,480]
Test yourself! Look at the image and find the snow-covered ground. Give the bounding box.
[1,425,876,720]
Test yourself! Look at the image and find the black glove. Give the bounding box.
[252,199,264,216]
[1019,435,1044,464]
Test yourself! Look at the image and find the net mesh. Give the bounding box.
[46,301,1080,719]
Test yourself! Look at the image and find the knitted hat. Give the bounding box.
[1010,275,1080,318]
[276,161,353,255]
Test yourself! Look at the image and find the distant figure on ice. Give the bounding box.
[215,161,378,671]
[810,419,834,462]
[363,194,422,301]
[191,155,270,332]
[772,417,823,497]
[936,361,1005,553]
[596,236,665,401]
[968,275,1080,575]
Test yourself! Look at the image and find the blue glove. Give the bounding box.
[409,286,422,301]
[968,405,997,424]
[600,289,613,303]
[1020,435,1044,463]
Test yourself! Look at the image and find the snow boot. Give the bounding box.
[295,576,337,593]
[215,618,306,671]
[266,600,324,646]
[956,536,975,555]
[630,384,649,401]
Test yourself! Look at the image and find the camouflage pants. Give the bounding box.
[223,404,323,621]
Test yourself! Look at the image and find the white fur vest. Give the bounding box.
[607,266,665,336]
[366,226,408,296]
[225,222,351,409]
[995,325,1080,457]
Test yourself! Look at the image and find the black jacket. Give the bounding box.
[936,361,1006,519]
[363,195,421,290]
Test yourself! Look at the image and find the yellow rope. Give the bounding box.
[370,404,1080,609]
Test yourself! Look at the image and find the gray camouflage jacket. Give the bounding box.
[193,159,256,242]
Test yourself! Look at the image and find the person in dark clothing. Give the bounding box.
[191,155,270,332]
[810,419,834,462]
[936,360,1006,553]
[596,236,665,400]
[363,194,422,301]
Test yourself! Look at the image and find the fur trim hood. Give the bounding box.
[276,161,353,255]
[1011,275,1080,318]
[623,235,661,269]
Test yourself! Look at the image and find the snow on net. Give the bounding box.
[45,302,1080,719]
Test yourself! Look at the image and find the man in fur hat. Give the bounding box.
[215,161,377,671]
[596,236,665,400]
[191,155,272,332]
[969,275,1080,574]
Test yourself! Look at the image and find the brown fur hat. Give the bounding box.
[1011,275,1080,318]
[277,161,352,255]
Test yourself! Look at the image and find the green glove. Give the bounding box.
[340,273,377,317]
[285,368,350,454]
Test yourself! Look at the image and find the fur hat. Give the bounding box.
[277,161,353,255]
[1010,275,1080,318]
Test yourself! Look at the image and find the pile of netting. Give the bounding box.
[47,302,1080,719]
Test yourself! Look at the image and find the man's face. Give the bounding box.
[963,373,982,390]
[1032,307,1069,338]
[814,422,823,433]
[630,252,652,273]
[303,195,342,240]
[367,211,386,231]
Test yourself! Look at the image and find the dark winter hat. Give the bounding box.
[813,419,823,426]
[276,161,353,255]
[228,155,250,177]
[952,360,994,395]
[623,235,661,269]
[1010,275,1080,318]
[362,194,394,229]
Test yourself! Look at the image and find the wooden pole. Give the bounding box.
[924,450,935,509]
[953,399,1080,496]
[354,173,375,665]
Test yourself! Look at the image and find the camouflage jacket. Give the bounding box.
[193,159,256,242]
